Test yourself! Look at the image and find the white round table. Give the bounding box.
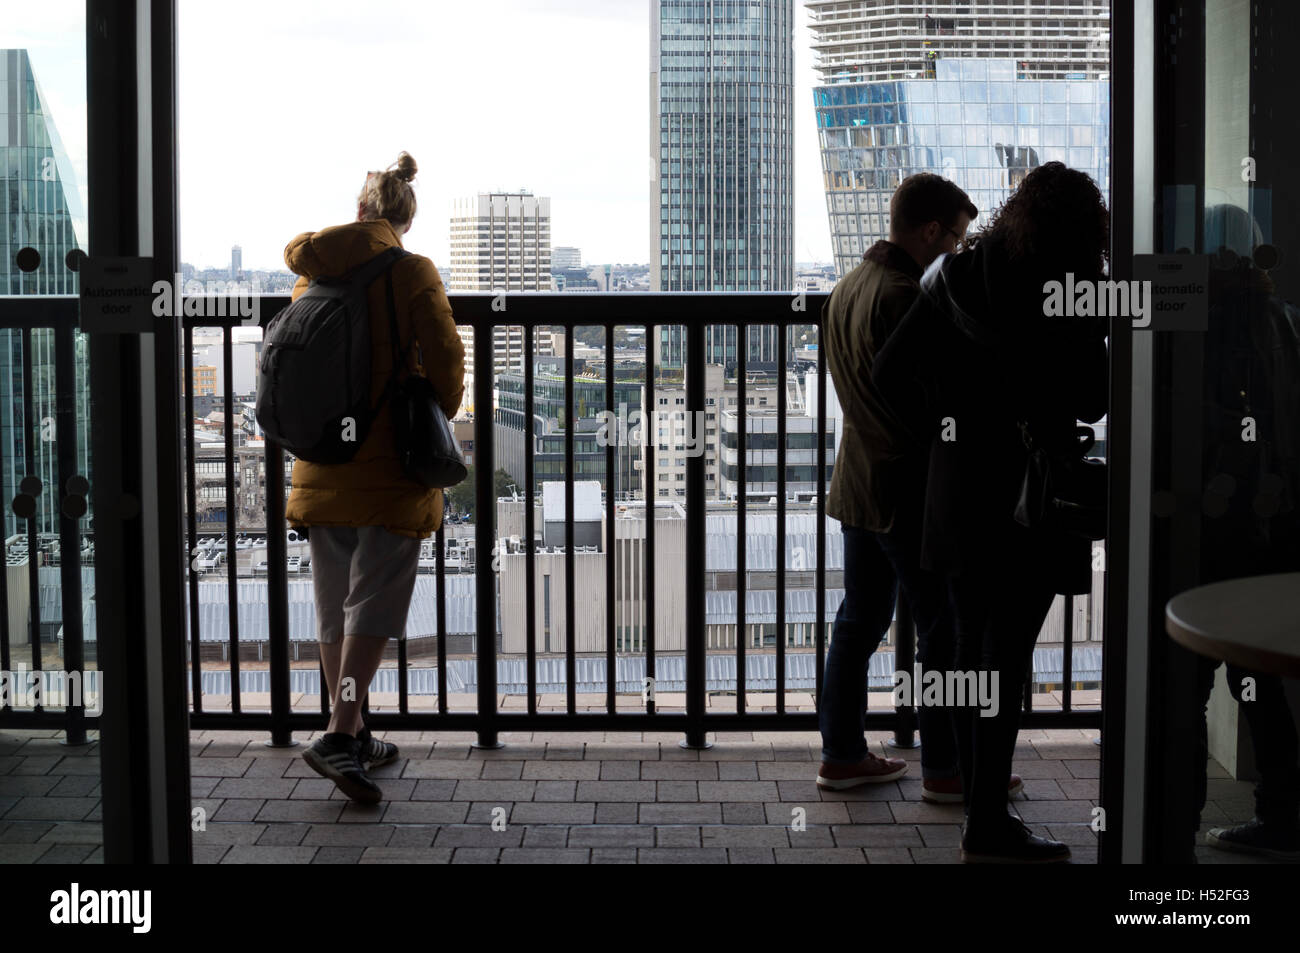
[1165,572,1300,677]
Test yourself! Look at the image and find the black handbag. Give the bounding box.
[1014,422,1107,540]
[382,271,468,490]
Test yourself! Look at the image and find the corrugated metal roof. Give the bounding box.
[181,573,478,644]
[704,512,845,572]
[705,588,845,624]
[33,567,98,624]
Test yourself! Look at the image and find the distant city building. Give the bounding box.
[657,324,783,374]
[0,49,91,539]
[448,191,554,413]
[189,334,260,398]
[193,365,218,397]
[230,244,242,280]
[552,246,582,270]
[807,2,1111,276]
[553,268,599,293]
[494,358,644,499]
[448,191,551,292]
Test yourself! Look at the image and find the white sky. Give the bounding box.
[6,0,833,272]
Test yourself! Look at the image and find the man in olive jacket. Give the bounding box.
[817,174,977,791]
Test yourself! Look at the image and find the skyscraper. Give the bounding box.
[447,191,554,414]
[230,244,241,280]
[807,1,1111,277]
[1,49,91,538]
[651,0,795,369]
[448,191,551,292]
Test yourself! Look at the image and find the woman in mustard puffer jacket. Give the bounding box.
[290,152,464,803]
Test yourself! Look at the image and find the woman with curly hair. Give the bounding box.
[872,162,1110,862]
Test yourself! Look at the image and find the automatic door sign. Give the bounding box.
[1132,254,1209,332]
[79,256,154,333]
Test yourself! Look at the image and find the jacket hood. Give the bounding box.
[284,219,403,279]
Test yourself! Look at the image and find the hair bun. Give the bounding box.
[393,152,417,182]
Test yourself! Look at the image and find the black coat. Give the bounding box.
[871,235,1108,594]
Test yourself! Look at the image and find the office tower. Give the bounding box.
[807,1,1111,277]
[552,246,582,270]
[448,191,551,292]
[447,192,553,413]
[1,49,91,539]
[230,244,241,280]
[651,0,795,368]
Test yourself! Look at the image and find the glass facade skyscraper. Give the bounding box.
[1,49,90,538]
[814,58,1110,276]
[652,0,794,368]
[807,2,1110,277]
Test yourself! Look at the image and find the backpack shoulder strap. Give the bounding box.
[348,245,409,289]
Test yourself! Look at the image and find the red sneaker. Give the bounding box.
[922,774,1024,803]
[817,752,909,789]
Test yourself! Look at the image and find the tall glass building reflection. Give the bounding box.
[1,49,90,538]
[815,57,1110,277]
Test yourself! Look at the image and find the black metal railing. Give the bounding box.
[0,298,93,740]
[0,292,1102,747]
[176,291,1102,747]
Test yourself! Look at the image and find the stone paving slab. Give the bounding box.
[0,729,1269,864]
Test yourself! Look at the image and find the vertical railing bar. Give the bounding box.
[605,323,616,715]
[815,308,827,703]
[435,522,447,715]
[21,328,42,699]
[183,320,202,712]
[472,313,500,747]
[684,315,706,747]
[645,321,656,716]
[54,322,86,743]
[736,320,747,715]
[524,325,536,715]
[776,322,786,715]
[222,325,240,714]
[1062,594,1074,714]
[564,324,576,716]
[0,338,10,685]
[264,437,291,746]
[397,623,408,716]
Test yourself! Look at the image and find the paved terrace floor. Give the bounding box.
[0,698,1267,864]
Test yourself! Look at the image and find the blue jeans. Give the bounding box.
[818,526,959,778]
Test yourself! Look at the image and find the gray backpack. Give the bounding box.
[256,246,409,463]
